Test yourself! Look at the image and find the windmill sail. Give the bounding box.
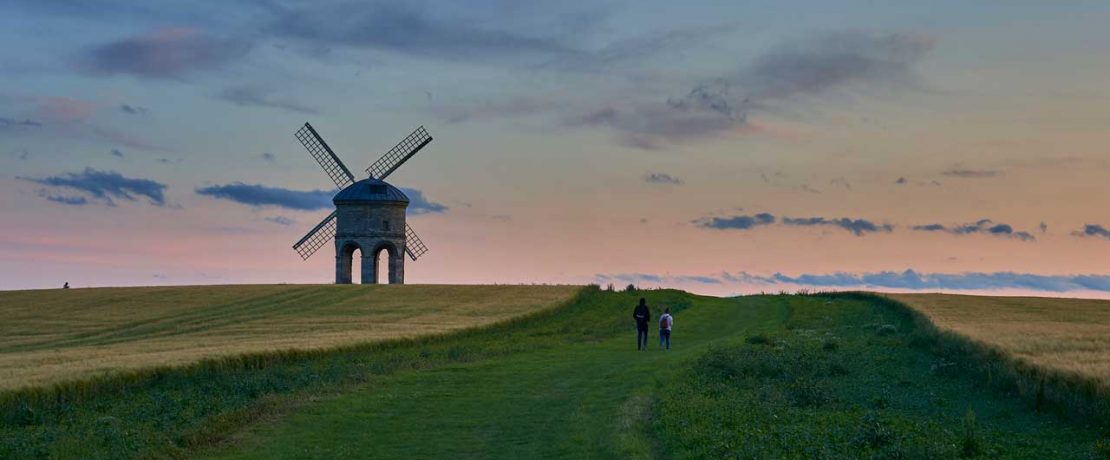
[291,121,434,271]
[296,123,356,189]
[404,224,429,261]
[293,211,337,260]
[366,126,432,180]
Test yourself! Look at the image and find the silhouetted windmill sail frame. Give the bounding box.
[295,123,355,189]
[293,210,337,260]
[291,122,433,262]
[404,224,429,260]
[367,126,432,180]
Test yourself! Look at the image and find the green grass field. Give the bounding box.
[2,286,1109,458]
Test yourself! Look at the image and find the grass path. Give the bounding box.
[4,287,1105,458]
[207,295,777,459]
[206,293,1105,459]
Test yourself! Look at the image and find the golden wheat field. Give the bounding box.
[0,284,580,391]
[889,293,1110,384]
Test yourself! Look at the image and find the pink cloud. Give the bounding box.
[35,96,96,123]
[80,27,250,79]
[737,119,810,142]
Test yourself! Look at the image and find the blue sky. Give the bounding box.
[2,1,1109,296]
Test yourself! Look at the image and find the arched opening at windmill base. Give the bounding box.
[374,243,400,284]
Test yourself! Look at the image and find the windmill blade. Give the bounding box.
[293,211,337,260]
[366,126,432,180]
[295,123,356,189]
[404,223,430,261]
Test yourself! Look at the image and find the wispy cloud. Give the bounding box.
[434,96,553,123]
[740,269,1110,293]
[195,183,333,211]
[119,104,149,115]
[20,168,167,207]
[196,183,447,215]
[596,273,723,285]
[40,192,89,206]
[269,3,575,63]
[265,216,294,226]
[564,102,742,150]
[643,172,683,185]
[696,212,1041,240]
[1073,224,1110,240]
[399,187,448,215]
[695,213,775,230]
[429,25,733,124]
[911,219,1035,241]
[694,212,890,235]
[942,169,999,178]
[571,31,931,149]
[90,126,165,152]
[742,31,930,100]
[548,24,735,72]
[78,27,250,79]
[597,270,1110,293]
[781,216,893,236]
[0,117,43,129]
[217,86,318,114]
[35,96,96,123]
[829,177,852,191]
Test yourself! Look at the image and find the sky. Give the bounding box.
[2,0,1109,297]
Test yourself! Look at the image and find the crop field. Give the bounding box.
[890,294,1110,383]
[4,286,1109,459]
[0,284,579,390]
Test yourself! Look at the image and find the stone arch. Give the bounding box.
[371,241,404,284]
[335,240,362,284]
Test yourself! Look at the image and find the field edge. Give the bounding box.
[0,285,589,412]
[849,292,1110,425]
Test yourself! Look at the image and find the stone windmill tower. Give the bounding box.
[290,123,432,284]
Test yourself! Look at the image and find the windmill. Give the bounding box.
[291,122,433,284]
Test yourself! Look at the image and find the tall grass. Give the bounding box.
[0,284,578,390]
[824,292,1110,426]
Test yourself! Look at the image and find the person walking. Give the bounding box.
[632,298,651,351]
[659,308,673,350]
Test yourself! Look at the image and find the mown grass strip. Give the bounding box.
[852,292,1110,425]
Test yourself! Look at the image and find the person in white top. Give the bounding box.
[658,308,673,350]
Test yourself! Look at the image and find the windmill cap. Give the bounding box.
[333,178,410,205]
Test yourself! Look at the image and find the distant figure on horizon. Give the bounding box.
[63,282,69,289]
[633,297,650,351]
[659,308,673,350]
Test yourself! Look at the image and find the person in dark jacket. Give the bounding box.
[632,297,650,351]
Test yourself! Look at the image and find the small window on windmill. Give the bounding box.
[369,184,387,194]
[382,220,390,231]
